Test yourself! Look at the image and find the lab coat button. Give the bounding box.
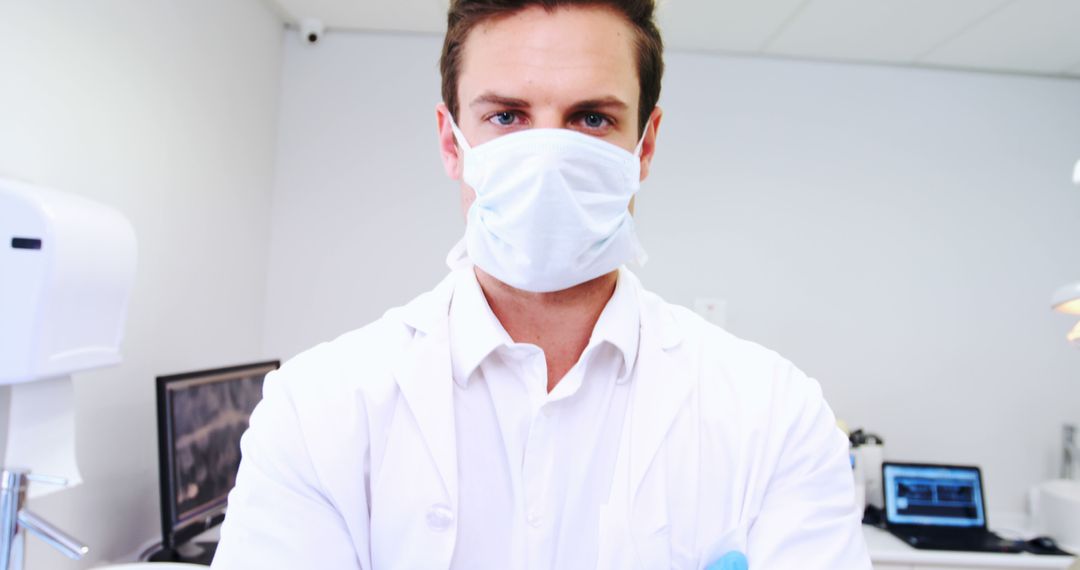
[426,504,455,531]
[527,512,541,528]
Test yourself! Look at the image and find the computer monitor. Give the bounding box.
[882,462,987,529]
[154,360,278,559]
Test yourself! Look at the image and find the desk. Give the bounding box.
[865,525,1075,570]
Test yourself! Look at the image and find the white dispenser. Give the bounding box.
[0,177,137,384]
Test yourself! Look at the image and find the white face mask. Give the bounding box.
[449,118,648,293]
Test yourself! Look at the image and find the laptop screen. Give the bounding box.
[883,463,986,528]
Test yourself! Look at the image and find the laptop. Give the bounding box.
[882,462,1022,553]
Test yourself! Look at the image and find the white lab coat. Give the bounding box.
[212,269,871,569]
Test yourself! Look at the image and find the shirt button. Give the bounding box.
[426,504,454,531]
[527,512,541,528]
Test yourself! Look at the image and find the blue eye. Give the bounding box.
[583,113,607,128]
[491,112,517,126]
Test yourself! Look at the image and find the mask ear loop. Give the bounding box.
[633,123,649,158]
[446,113,477,269]
[446,113,473,153]
[628,123,650,268]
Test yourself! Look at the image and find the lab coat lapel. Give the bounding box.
[628,290,694,507]
[603,282,693,569]
[391,273,459,508]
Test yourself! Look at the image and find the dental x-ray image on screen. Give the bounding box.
[884,464,986,528]
[156,360,279,553]
[171,373,263,515]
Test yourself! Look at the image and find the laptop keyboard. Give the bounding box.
[894,530,1022,554]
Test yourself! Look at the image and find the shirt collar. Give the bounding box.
[446,239,641,387]
[448,266,513,388]
[587,266,640,383]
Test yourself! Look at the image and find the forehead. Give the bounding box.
[457,5,639,106]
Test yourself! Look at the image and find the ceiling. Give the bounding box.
[269,0,1080,78]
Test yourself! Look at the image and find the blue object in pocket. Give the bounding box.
[704,550,748,570]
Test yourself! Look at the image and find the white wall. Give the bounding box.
[642,53,1080,514]
[262,32,461,359]
[264,30,1080,514]
[0,1,283,567]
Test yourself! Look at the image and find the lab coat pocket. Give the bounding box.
[596,502,673,569]
[697,524,749,570]
[596,502,637,569]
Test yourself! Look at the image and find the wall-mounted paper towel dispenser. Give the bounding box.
[0,177,137,385]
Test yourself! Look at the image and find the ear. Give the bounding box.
[436,102,463,180]
[638,106,663,182]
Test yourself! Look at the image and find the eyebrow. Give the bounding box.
[470,92,530,109]
[468,92,630,112]
[569,96,629,112]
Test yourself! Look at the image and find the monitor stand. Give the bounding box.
[147,541,219,566]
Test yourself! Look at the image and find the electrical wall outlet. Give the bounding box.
[693,297,727,328]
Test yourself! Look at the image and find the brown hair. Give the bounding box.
[440,0,664,136]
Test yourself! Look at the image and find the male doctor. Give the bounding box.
[213,0,871,568]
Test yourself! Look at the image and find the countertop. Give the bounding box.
[864,513,1076,569]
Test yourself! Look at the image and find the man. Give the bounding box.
[212,1,871,568]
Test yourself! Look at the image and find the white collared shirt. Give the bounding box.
[447,258,640,569]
